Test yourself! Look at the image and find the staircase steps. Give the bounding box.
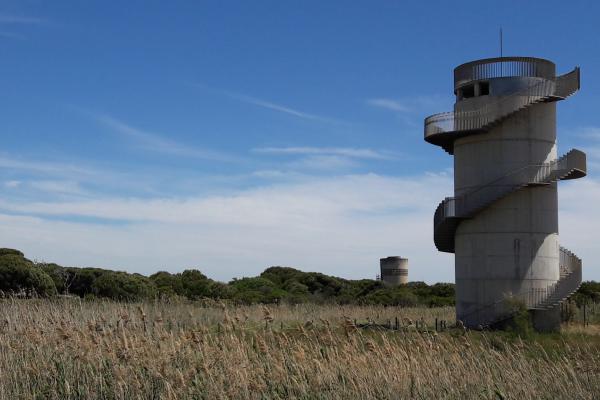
[434,149,586,253]
[465,247,583,329]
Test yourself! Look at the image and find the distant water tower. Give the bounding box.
[424,57,585,331]
[380,257,408,285]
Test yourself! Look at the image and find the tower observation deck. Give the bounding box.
[424,57,586,331]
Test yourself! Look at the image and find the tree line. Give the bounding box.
[1,248,598,306]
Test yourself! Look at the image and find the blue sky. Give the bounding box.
[1,0,599,282]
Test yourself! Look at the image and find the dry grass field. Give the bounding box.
[0,299,599,399]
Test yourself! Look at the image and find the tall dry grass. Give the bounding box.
[0,299,598,399]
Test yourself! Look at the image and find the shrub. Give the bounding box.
[38,263,69,293]
[0,253,56,297]
[230,277,287,304]
[92,272,157,301]
[504,297,533,338]
[63,268,108,297]
[149,271,182,298]
[0,248,460,306]
[179,269,215,300]
[0,248,24,257]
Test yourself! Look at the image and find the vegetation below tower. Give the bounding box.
[1,248,598,306]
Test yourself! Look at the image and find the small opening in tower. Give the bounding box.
[461,84,475,99]
[479,81,490,96]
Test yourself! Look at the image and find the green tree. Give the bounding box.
[0,248,24,257]
[179,269,214,299]
[149,271,183,298]
[230,277,286,304]
[38,263,70,294]
[0,250,57,296]
[63,267,107,297]
[92,272,157,301]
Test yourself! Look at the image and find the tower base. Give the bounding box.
[531,308,561,332]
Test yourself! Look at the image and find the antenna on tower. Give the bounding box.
[500,28,503,58]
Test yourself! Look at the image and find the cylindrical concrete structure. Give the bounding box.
[380,256,408,286]
[454,93,559,328]
[423,57,585,331]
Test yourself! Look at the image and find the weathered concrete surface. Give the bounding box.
[453,100,560,330]
[380,256,408,286]
[531,308,562,332]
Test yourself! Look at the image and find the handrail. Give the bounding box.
[454,57,556,90]
[456,148,585,214]
[434,149,587,238]
[425,68,580,143]
[459,247,582,328]
[425,73,551,135]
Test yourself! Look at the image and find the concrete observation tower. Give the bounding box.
[424,57,586,331]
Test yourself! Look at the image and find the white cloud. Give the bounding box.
[251,170,290,179]
[575,126,600,140]
[0,14,48,40]
[0,173,454,282]
[0,173,447,223]
[287,155,359,171]
[28,180,86,195]
[0,154,97,177]
[558,178,600,281]
[253,146,398,173]
[253,146,395,160]
[4,180,21,188]
[1,166,596,283]
[228,93,326,120]
[0,15,45,24]
[0,31,25,39]
[367,95,450,114]
[90,112,238,162]
[560,126,600,173]
[193,84,346,125]
[366,99,412,113]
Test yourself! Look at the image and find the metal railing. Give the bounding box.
[434,149,587,245]
[454,57,556,90]
[425,68,580,139]
[459,247,582,329]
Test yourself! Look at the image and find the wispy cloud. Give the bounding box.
[1,170,597,281]
[367,95,449,114]
[0,173,449,223]
[253,146,396,160]
[4,180,21,188]
[0,31,25,40]
[227,92,336,122]
[89,112,239,163]
[0,172,454,280]
[366,99,412,113]
[0,15,46,25]
[287,155,360,171]
[0,14,50,40]
[27,180,86,196]
[192,84,346,125]
[366,95,451,129]
[3,179,83,194]
[576,126,600,140]
[0,154,96,177]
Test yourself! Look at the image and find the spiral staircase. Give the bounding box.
[424,59,585,329]
[459,247,583,329]
[425,67,580,154]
